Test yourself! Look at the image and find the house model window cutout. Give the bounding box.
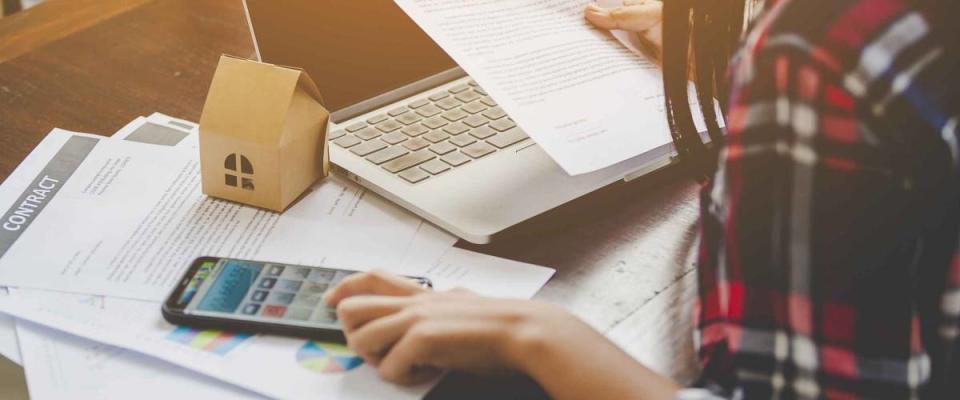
[224,153,255,191]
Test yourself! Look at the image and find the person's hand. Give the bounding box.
[323,270,590,384]
[325,270,680,399]
[585,0,663,64]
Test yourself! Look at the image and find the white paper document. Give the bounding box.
[0,249,554,400]
[17,321,264,400]
[394,0,673,175]
[0,129,447,300]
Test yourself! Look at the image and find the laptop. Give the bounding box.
[243,0,679,244]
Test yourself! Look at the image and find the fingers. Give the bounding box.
[377,326,444,385]
[584,1,662,33]
[336,295,413,333]
[346,309,421,365]
[324,270,427,306]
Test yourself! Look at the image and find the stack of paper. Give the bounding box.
[0,113,555,399]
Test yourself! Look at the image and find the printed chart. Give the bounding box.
[165,326,251,355]
[296,341,363,373]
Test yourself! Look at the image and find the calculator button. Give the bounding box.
[268,291,295,305]
[284,308,312,321]
[292,291,324,308]
[307,269,336,283]
[300,282,329,295]
[258,278,277,289]
[250,290,269,302]
[266,265,285,276]
[330,271,355,286]
[309,307,338,323]
[261,305,287,318]
[276,279,303,292]
[242,303,260,315]
[281,266,310,279]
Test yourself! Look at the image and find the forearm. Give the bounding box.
[507,314,680,400]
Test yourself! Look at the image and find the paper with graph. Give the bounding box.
[0,249,554,399]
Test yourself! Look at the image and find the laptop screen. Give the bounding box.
[245,0,458,119]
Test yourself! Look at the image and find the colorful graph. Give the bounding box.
[165,326,252,356]
[296,341,363,373]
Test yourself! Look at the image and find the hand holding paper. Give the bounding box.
[587,0,664,63]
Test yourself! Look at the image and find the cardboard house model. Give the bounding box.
[199,55,330,212]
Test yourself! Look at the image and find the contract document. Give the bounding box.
[394,0,674,175]
[0,129,444,300]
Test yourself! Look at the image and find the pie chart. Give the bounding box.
[296,341,363,373]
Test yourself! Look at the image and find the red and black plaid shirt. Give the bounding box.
[689,0,959,398]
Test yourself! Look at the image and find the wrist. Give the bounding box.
[500,302,567,376]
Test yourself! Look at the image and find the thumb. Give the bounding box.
[585,1,662,33]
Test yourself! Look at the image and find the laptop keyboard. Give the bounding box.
[329,80,530,184]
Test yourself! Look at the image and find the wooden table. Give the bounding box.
[0,1,702,398]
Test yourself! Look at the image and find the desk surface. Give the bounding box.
[0,1,701,398]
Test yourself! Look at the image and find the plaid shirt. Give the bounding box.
[686,0,960,398]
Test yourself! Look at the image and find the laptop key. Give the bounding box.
[442,122,470,135]
[461,102,487,114]
[420,159,451,175]
[333,135,361,148]
[469,126,497,139]
[350,139,388,156]
[329,130,347,140]
[435,97,461,110]
[487,127,529,149]
[489,118,516,132]
[366,114,388,124]
[383,150,435,173]
[422,117,448,129]
[396,112,422,125]
[442,109,468,122]
[462,141,496,159]
[366,146,409,165]
[345,122,367,132]
[381,132,408,145]
[401,123,429,137]
[467,80,478,86]
[376,120,403,133]
[480,96,498,107]
[416,104,443,117]
[423,130,449,143]
[474,87,488,96]
[388,106,409,117]
[482,106,507,120]
[448,83,471,94]
[441,151,471,167]
[398,167,430,183]
[455,90,482,103]
[355,127,382,140]
[450,135,477,147]
[403,137,431,151]
[462,114,488,128]
[429,141,457,155]
[428,91,450,101]
[408,98,430,109]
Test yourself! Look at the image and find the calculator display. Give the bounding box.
[178,259,353,328]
